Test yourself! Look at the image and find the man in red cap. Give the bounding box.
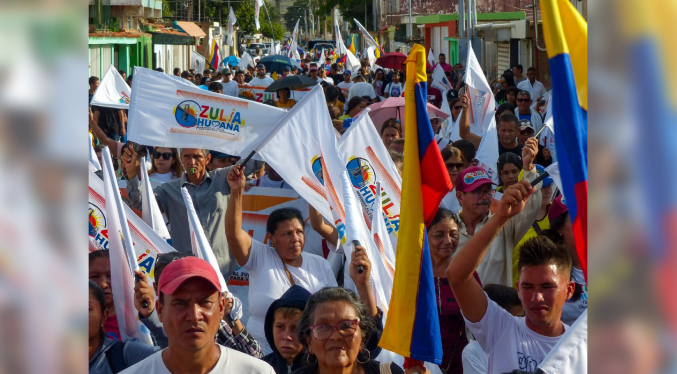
[122,257,274,374]
[455,138,543,287]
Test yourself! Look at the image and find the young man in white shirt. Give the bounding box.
[337,70,354,99]
[516,67,547,103]
[447,182,576,374]
[249,63,275,87]
[121,257,274,374]
[220,68,240,97]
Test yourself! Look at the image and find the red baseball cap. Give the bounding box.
[157,257,222,296]
[455,166,496,192]
[548,195,568,222]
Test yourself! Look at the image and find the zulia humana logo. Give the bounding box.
[174,100,245,133]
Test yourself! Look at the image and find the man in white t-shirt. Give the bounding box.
[121,257,274,374]
[337,70,354,99]
[249,63,275,87]
[447,180,576,374]
[220,68,240,97]
[516,67,547,103]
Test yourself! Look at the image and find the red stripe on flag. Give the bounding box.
[420,141,453,225]
[572,181,588,282]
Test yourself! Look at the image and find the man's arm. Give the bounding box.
[507,138,543,241]
[308,205,338,246]
[447,181,536,322]
[458,92,482,149]
[225,166,253,266]
[133,270,169,348]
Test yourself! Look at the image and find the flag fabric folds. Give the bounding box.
[541,0,588,281]
[139,156,171,240]
[227,7,237,46]
[353,19,384,56]
[210,40,221,70]
[90,65,131,109]
[254,0,264,30]
[101,147,154,345]
[379,44,450,365]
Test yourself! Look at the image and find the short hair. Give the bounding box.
[389,151,403,173]
[189,69,196,74]
[118,69,126,76]
[527,67,537,73]
[181,71,193,78]
[517,236,572,277]
[346,96,367,114]
[448,97,460,108]
[507,86,520,97]
[438,53,446,58]
[89,249,109,263]
[512,64,523,72]
[208,82,223,92]
[484,284,521,311]
[452,139,476,161]
[89,76,99,85]
[428,207,460,229]
[173,68,181,75]
[203,69,212,75]
[127,74,133,83]
[275,306,303,320]
[266,208,304,235]
[296,287,376,363]
[331,63,339,71]
[495,103,517,123]
[541,210,569,245]
[236,70,245,76]
[154,67,165,73]
[441,146,465,163]
[498,113,520,130]
[89,280,107,314]
[517,90,531,100]
[323,85,341,104]
[390,138,405,147]
[180,148,210,157]
[380,118,402,136]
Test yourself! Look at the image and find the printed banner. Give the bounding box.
[139,156,171,240]
[236,85,311,103]
[191,50,207,73]
[89,169,175,281]
[90,65,131,109]
[127,67,287,157]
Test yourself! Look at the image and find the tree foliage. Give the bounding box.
[233,0,285,40]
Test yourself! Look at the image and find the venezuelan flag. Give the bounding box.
[348,35,356,55]
[379,44,451,365]
[210,40,221,70]
[541,0,587,281]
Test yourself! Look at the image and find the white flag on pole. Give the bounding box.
[439,90,462,143]
[101,147,154,345]
[465,44,499,183]
[90,65,131,109]
[127,67,286,156]
[227,7,237,46]
[538,310,587,374]
[431,64,453,92]
[254,0,264,30]
[544,162,563,195]
[366,47,376,69]
[334,15,346,55]
[428,48,436,65]
[139,156,171,240]
[181,187,229,291]
[346,49,361,77]
[539,93,557,162]
[353,19,381,53]
[89,137,101,172]
[238,52,255,69]
[269,39,276,55]
[289,19,300,59]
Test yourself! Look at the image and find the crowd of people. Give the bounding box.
[88,46,587,374]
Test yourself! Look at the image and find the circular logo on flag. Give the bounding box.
[174,100,200,128]
[311,157,324,185]
[346,157,376,189]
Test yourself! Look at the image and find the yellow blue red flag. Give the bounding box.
[378,44,451,365]
[541,0,587,281]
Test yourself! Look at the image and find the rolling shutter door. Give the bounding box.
[497,42,510,74]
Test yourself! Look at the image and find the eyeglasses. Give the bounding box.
[520,129,534,134]
[471,189,496,198]
[446,162,464,170]
[517,98,530,103]
[309,319,359,341]
[153,152,173,160]
[453,106,463,110]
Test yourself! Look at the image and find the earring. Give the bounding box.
[306,353,318,365]
[356,348,371,364]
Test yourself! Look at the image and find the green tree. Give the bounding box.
[233,0,285,40]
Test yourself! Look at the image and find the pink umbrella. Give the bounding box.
[356,97,450,135]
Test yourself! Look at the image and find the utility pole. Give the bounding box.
[407,0,411,37]
[458,0,465,38]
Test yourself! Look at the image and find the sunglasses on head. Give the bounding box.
[517,98,530,103]
[153,152,173,160]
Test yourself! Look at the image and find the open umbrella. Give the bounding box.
[355,96,450,134]
[258,54,294,74]
[375,52,408,69]
[222,55,240,67]
[264,75,318,92]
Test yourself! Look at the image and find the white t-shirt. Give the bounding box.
[317,77,333,84]
[243,239,337,354]
[149,171,176,184]
[464,295,568,374]
[249,76,275,87]
[222,80,239,97]
[384,82,404,97]
[120,344,275,374]
[560,267,587,326]
[338,81,354,93]
[252,175,294,189]
[516,79,548,101]
[461,340,487,374]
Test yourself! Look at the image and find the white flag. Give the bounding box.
[465,44,499,183]
[345,49,361,77]
[89,137,101,172]
[181,187,228,292]
[254,0,264,30]
[334,15,346,55]
[545,162,563,195]
[353,19,380,53]
[338,110,401,244]
[139,156,171,240]
[539,93,557,162]
[538,310,587,374]
[366,47,376,69]
[90,65,131,109]
[289,19,300,59]
[101,147,153,345]
[238,52,255,69]
[439,90,461,143]
[127,67,286,156]
[269,39,276,55]
[370,180,396,312]
[431,64,452,92]
[227,7,237,46]
[428,48,436,65]
[318,48,325,63]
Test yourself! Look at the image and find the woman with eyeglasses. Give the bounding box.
[294,287,425,374]
[148,147,183,184]
[428,208,479,374]
[440,147,465,214]
[496,152,523,193]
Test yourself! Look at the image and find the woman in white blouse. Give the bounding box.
[148,147,183,184]
[225,166,338,354]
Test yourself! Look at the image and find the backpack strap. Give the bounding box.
[105,340,127,374]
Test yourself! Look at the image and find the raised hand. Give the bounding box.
[133,270,155,318]
[227,165,246,192]
[522,137,538,171]
[496,180,536,219]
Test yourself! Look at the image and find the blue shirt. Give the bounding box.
[518,113,532,122]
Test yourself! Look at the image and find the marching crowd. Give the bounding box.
[88,48,587,374]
